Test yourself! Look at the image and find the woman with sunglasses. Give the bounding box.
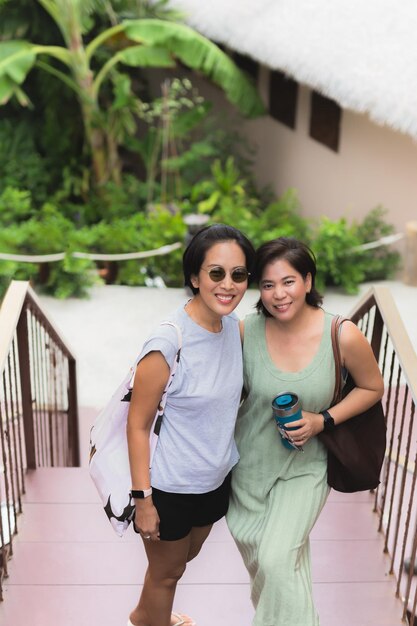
[227,237,384,626]
[126,224,255,626]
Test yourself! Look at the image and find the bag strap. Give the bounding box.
[128,321,182,394]
[148,322,182,464]
[330,315,348,405]
[157,322,182,407]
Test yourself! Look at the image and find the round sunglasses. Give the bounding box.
[201,266,250,283]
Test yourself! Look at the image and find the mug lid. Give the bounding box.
[272,392,300,415]
[274,393,293,408]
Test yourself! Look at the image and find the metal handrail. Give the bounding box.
[0,281,79,600]
[348,285,417,624]
[350,287,417,401]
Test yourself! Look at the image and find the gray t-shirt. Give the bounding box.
[137,305,242,493]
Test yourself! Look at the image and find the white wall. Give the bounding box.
[243,66,417,236]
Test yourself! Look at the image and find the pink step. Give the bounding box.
[0,461,405,626]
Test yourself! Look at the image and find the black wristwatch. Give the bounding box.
[131,488,152,499]
[321,410,335,431]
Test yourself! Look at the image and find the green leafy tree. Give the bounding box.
[0,0,264,187]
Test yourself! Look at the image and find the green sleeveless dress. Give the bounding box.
[227,311,336,626]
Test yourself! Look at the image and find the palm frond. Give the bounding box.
[122,19,264,117]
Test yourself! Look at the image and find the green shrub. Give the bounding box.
[86,207,186,287]
[189,160,310,247]
[0,202,97,298]
[250,189,311,245]
[45,254,97,299]
[356,206,401,280]
[0,260,37,298]
[312,217,365,294]
[0,187,34,226]
[138,207,186,286]
[79,175,148,225]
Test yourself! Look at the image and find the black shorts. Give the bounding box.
[136,473,232,541]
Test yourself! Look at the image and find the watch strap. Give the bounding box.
[321,410,335,430]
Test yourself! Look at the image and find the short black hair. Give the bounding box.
[183,223,255,294]
[254,237,323,316]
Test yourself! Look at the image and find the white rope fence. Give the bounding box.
[350,232,404,252]
[0,233,406,264]
[0,252,66,262]
[0,242,183,263]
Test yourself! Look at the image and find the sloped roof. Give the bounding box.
[166,0,417,139]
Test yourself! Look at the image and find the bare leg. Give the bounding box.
[129,525,212,626]
[186,524,212,562]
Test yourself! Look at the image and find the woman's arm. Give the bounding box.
[127,350,169,540]
[291,321,384,443]
[330,320,385,423]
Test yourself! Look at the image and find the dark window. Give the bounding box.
[233,51,259,82]
[309,91,342,152]
[269,70,298,129]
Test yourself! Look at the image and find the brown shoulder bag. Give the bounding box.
[318,315,386,493]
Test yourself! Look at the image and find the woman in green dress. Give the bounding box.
[227,237,384,626]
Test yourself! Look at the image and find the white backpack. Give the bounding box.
[89,322,182,537]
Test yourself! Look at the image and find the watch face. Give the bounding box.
[131,488,152,499]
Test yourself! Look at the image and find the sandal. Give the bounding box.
[127,612,196,626]
[172,613,196,626]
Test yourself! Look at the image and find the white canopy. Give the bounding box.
[166,0,417,139]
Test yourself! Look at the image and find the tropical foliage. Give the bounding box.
[0,0,263,188]
[0,1,399,298]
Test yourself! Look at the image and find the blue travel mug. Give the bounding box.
[272,392,302,450]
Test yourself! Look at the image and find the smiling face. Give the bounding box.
[260,258,312,322]
[191,241,248,320]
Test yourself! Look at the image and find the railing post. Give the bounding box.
[404,221,417,286]
[16,309,36,469]
[67,358,80,466]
